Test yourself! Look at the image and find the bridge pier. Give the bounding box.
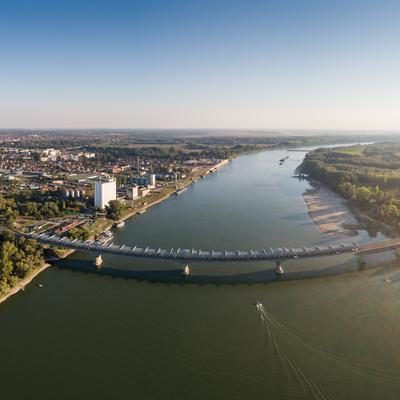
[94,254,103,268]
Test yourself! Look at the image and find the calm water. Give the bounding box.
[1,147,399,400]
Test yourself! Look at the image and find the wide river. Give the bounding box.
[1,146,400,400]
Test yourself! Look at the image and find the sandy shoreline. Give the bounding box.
[303,183,359,236]
[0,263,51,305]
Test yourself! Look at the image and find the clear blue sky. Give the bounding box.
[1,0,399,130]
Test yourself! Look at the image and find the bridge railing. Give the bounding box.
[25,232,359,261]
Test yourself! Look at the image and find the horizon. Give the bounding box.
[1,128,400,136]
[1,0,400,130]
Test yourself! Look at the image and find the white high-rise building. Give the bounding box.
[94,178,117,209]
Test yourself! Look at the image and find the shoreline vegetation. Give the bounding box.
[0,231,46,305]
[298,142,400,238]
[0,263,51,305]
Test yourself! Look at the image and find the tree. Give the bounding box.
[339,182,355,198]
[105,200,125,220]
[68,226,91,241]
[41,201,60,218]
[354,187,372,205]
[25,201,39,217]
[0,231,44,295]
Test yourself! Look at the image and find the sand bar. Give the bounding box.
[304,183,358,236]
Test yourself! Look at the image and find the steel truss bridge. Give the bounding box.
[25,232,360,262]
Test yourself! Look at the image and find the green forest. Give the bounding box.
[0,231,44,296]
[297,142,400,229]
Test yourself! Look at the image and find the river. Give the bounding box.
[1,145,399,400]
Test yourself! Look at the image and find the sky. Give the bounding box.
[1,0,400,130]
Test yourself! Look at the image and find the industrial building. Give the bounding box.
[126,184,139,199]
[94,177,117,209]
[129,174,156,188]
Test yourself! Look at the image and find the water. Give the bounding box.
[1,146,399,399]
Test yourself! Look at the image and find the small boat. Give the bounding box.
[255,301,263,311]
[37,283,43,288]
[181,264,190,276]
[176,187,188,196]
[275,262,284,275]
[116,221,125,228]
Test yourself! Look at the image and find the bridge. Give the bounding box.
[25,232,361,261]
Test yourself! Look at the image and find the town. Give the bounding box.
[0,131,235,260]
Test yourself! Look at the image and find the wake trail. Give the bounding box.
[258,305,331,400]
[261,306,400,386]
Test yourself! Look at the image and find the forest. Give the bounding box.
[0,231,44,296]
[297,142,400,228]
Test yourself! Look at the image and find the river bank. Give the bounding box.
[48,159,231,259]
[115,159,231,222]
[0,262,51,305]
[303,181,360,236]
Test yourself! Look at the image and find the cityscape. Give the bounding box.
[2,1,400,400]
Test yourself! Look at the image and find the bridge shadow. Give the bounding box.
[53,256,371,285]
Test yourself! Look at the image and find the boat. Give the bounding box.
[181,264,190,276]
[138,209,146,215]
[279,156,289,163]
[176,187,188,196]
[94,255,103,267]
[37,283,43,288]
[275,261,284,275]
[116,221,125,228]
[96,230,114,244]
[255,301,263,311]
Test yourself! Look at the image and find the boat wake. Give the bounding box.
[256,302,331,400]
[256,302,400,386]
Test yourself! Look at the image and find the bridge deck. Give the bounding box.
[358,239,400,254]
[25,232,361,262]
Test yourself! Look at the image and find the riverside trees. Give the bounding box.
[0,231,44,296]
[297,143,400,228]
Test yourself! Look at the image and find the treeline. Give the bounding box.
[87,146,187,161]
[0,231,44,296]
[0,194,90,226]
[297,143,400,227]
[89,143,257,163]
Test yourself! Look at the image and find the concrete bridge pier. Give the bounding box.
[94,254,103,268]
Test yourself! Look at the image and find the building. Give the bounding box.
[94,178,117,209]
[126,184,139,199]
[139,187,151,197]
[130,174,156,188]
